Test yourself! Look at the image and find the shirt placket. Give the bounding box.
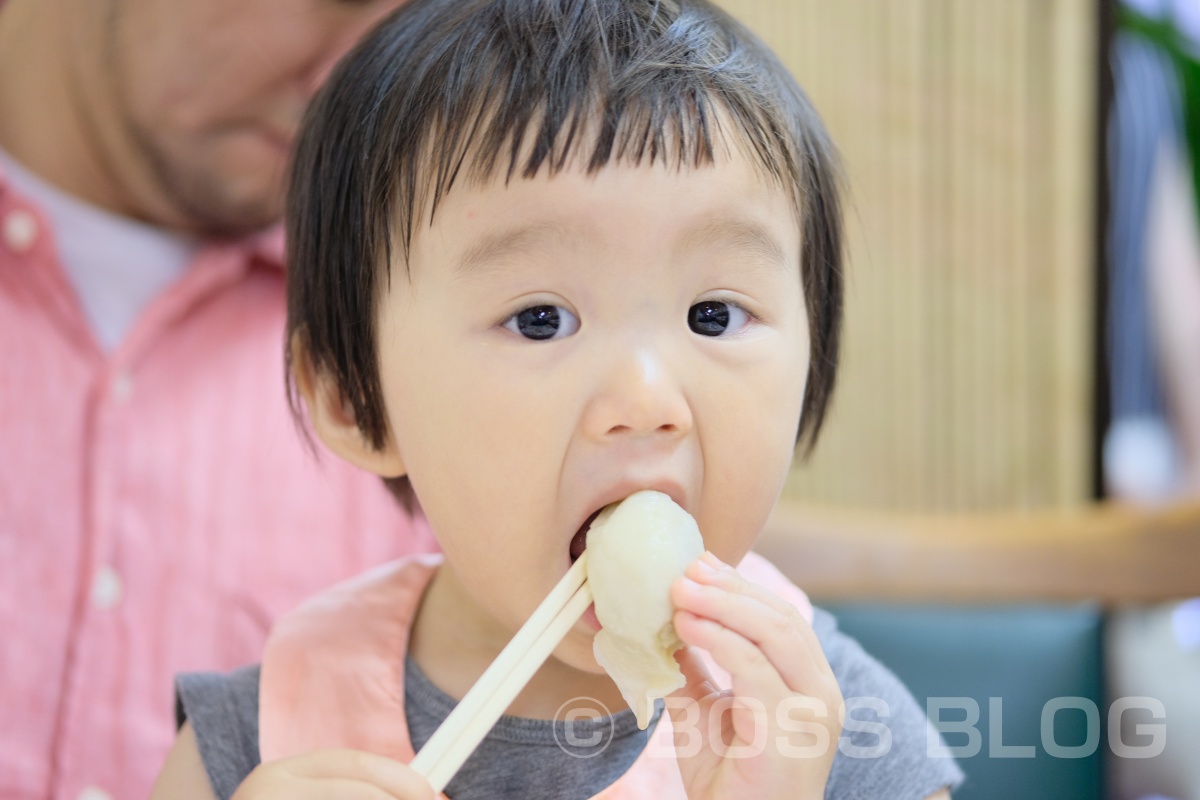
[52,363,138,800]
[49,246,252,800]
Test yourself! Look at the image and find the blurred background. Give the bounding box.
[728,0,1101,512]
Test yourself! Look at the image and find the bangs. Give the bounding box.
[357,0,804,265]
[393,96,802,260]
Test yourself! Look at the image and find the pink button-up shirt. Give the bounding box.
[0,167,438,800]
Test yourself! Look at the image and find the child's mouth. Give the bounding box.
[569,508,604,563]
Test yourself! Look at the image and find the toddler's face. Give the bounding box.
[376,149,809,671]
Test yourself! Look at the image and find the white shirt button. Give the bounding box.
[91,567,123,611]
[111,372,134,403]
[3,209,38,253]
[77,786,112,800]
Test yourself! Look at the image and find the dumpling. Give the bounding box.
[587,490,704,729]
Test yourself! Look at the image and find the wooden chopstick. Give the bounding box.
[410,554,593,793]
[425,581,594,792]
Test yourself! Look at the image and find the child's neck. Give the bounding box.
[408,562,629,720]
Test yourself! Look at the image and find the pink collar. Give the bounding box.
[260,552,812,799]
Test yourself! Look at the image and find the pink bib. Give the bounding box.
[260,552,813,799]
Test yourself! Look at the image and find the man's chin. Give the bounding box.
[139,171,282,237]
[192,198,281,238]
[173,166,285,236]
[131,132,285,236]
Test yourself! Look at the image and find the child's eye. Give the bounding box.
[688,300,751,337]
[503,304,580,341]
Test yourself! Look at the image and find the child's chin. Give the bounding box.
[554,631,607,674]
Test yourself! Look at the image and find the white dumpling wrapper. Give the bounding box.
[587,490,704,728]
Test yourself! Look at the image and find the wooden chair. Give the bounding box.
[752,500,1200,800]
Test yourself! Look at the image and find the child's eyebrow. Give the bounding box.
[453,222,572,278]
[678,218,789,273]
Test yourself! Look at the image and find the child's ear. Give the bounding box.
[290,333,406,478]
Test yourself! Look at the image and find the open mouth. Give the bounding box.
[569,507,604,563]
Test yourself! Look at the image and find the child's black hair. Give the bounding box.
[286,0,843,506]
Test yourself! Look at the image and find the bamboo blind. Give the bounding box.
[718,0,1099,510]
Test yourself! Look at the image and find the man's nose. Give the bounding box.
[582,347,694,442]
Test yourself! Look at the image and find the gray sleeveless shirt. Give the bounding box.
[175,607,963,799]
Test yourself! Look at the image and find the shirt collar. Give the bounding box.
[0,151,286,272]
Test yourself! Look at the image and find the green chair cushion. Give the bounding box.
[822,603,1105,800]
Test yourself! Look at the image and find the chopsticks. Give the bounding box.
[409,553,593,794]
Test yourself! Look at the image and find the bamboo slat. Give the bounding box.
[721,0,1098,511]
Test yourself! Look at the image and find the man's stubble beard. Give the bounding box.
[123,118,285,238]
[103,0,284,238]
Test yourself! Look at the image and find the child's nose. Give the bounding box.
[582,347,693,442]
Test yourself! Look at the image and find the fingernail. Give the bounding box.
[694,559,718,577]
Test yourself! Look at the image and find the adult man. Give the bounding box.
[0,1,432,798]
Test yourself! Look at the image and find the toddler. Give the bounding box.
[152,1,963,798]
